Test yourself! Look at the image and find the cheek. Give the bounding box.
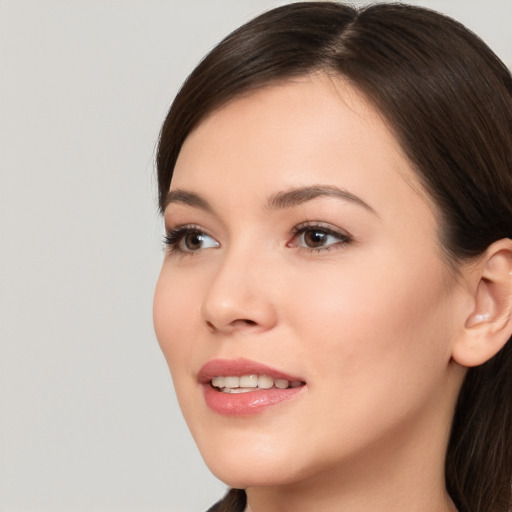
[273,255,456,466]
[153,266,200,382]
[285,253,454,394]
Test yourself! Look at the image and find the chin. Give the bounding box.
[194,429,308,488]
[205,456,299,489]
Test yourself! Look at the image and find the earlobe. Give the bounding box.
[452,239,512,368]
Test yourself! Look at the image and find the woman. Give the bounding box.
[153,3,512,511]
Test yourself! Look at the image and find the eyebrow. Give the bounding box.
[266,185,376,213]
[164,184,376,215]
[163,189,214,213]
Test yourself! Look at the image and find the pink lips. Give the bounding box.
[198,358,306,416]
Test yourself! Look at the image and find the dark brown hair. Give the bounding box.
[157,3,512,511]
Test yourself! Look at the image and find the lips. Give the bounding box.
[198,358,306,416]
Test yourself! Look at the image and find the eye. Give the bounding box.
[289,222,352,251]
[164,225,220,253]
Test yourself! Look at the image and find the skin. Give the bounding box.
[153,74,469,511]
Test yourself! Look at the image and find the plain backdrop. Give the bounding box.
[0,1,510,511]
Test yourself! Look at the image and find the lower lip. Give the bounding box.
[203,384,305,416]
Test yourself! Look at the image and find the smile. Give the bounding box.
[212,375,304,393]
[199,359,307,415]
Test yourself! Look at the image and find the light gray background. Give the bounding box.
[0,1,510,511]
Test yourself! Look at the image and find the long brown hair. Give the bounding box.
[157,3,512,511]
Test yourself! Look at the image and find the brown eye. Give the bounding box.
[164,226,220,253]
[183,232,206,251]
[290,224,351,252]
[179,231,219,252]
[302,229,329,248]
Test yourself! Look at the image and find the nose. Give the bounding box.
[200,247,278,335]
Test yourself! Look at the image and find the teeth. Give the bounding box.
[239,374,258,387]
[258,375,274,389]
[211,376,225,388]
[211,374,303,392]
[275,379,289,389]
[221,387,260,394]
[224,376,239,388]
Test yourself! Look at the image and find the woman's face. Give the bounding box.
[154,75,466,488]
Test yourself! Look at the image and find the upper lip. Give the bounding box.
[197,358,305,384]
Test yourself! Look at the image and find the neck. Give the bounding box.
[245,396,459,512]
[246,472,457,512]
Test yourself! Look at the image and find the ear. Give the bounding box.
[452,238,512,368]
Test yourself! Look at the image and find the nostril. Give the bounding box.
[228,319,258,328]
[204,317,262,332]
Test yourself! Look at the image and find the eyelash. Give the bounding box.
[163,224,217,254]
[163,222,352,254]
[290,222,352,252]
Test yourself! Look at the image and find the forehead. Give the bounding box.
[171,73,430,217]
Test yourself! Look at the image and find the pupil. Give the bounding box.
[185,233,202,250]
[305,230,326,247]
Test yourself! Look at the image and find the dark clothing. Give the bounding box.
[206,489,246,512]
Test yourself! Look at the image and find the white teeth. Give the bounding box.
[239,374,258,387]
[224,376,239,388]
[258,375,274,389]
[275,379,289,389]
[222,387,257,394]
[211,374,303,392]
[211,376,225,388]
